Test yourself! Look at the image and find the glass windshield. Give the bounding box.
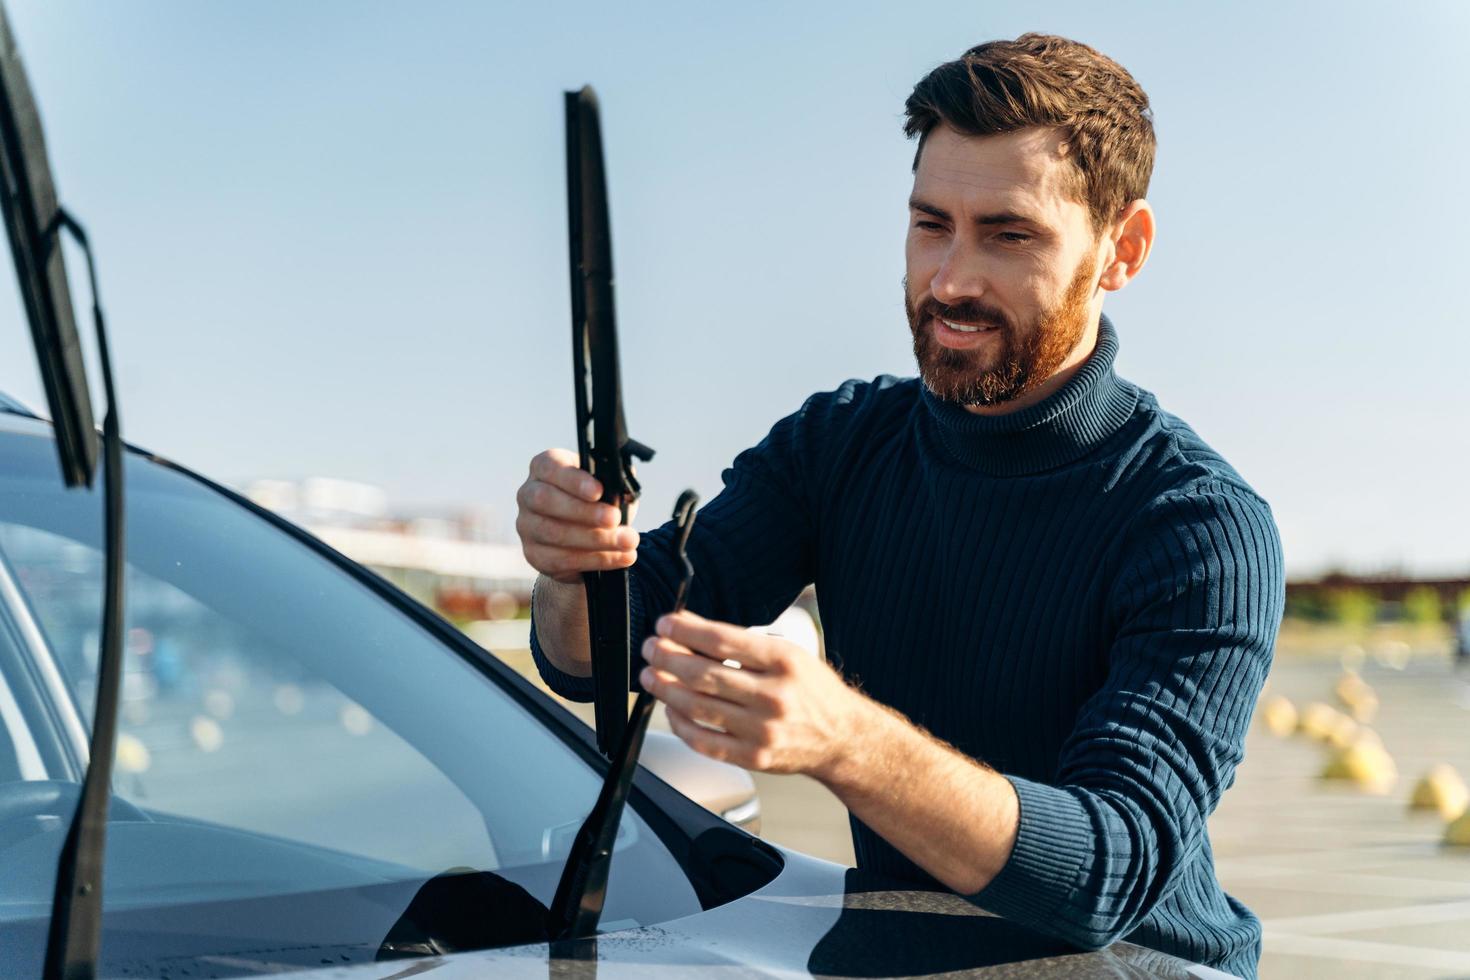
[0,419,702,974]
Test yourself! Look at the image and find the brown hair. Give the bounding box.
[904,33,1155,232]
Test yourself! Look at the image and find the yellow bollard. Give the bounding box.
[1446,810,1470,847]
[1326,713,1361,750]
[1334,669,1366,706]
[1333,670,1379,722]
[1347,691,1379,723]
[1410,765,1470,821]
[1321,730,1397,795]
[1259,695,1297,737]
[1298,702,1340,742]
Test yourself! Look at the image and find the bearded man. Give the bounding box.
[517,34,1283,979]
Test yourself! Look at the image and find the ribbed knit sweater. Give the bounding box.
[532,316,1284,978]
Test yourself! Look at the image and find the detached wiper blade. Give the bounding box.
[0,5,127,977]
[547,491,699,942]
[551,83,705,944]
[565,85,653,758]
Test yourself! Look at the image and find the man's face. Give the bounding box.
[905,124,1105,408]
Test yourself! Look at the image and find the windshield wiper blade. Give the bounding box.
[565,85,654,759]
[551,84,704,944]
[0,3,96,487]
[547,491,699,942]
[0,6,127,978]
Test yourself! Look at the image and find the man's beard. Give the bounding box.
[905,255,1098,407]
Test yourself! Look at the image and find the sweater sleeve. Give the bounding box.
[530,382,869,700]
[967,483,1285,950]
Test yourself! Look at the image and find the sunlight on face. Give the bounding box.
[904,124,1104,410]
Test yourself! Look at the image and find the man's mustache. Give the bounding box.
[920,298,1010,332]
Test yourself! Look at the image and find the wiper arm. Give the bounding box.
[565,85,653,759]
[380,485,693,961]
[546,491,699,942]
[41,212,124,980]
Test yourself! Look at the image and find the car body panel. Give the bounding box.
[210,852,1231,979]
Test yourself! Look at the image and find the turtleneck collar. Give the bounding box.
[919,314,1139,477]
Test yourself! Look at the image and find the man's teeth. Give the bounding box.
[941,319,992,334]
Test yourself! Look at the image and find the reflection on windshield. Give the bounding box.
[0,421,700,974]
[2,520,503,875]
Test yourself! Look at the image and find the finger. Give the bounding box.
[665,705,747,766]
[519,510,638,551]
[642,666,759,737]
[641,636,767,707]
[529,449,603,502]
[657,610,784,673]
[524,544,636,578]
[518,480,621,529]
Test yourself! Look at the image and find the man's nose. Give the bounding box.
[930,243,988,306]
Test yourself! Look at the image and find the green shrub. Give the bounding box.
[1403,586,1444,625]
[1326,588,1377,628]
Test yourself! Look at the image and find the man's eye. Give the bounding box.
[914,220,945,232]
[998,232,1032,244]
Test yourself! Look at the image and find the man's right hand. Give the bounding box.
[516,448,640,584]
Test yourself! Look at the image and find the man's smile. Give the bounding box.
[933,315,1002,349]
[940,318,998,333]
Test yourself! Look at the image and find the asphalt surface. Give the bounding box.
[1212,651,1470,978]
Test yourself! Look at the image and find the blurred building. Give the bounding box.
[243,478,535,613]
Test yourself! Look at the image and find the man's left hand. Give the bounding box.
[639,610,871,777]
[643,610,1019,895]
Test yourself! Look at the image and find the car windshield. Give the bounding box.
[0,416,703,974]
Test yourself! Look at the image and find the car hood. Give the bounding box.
[270,847,1234,980]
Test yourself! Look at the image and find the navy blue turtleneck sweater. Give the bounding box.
[532,317,1284,978]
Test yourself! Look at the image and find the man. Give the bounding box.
[518,34,1283,978]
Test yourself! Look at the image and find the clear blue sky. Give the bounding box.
[1,1,1467,576]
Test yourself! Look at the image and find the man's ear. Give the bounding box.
[1098,200,1154,292]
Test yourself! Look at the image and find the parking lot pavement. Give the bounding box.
[1211,653,1470,978]
[499,645,1470,977]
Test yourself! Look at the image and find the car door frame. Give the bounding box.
[0,542,87,781]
